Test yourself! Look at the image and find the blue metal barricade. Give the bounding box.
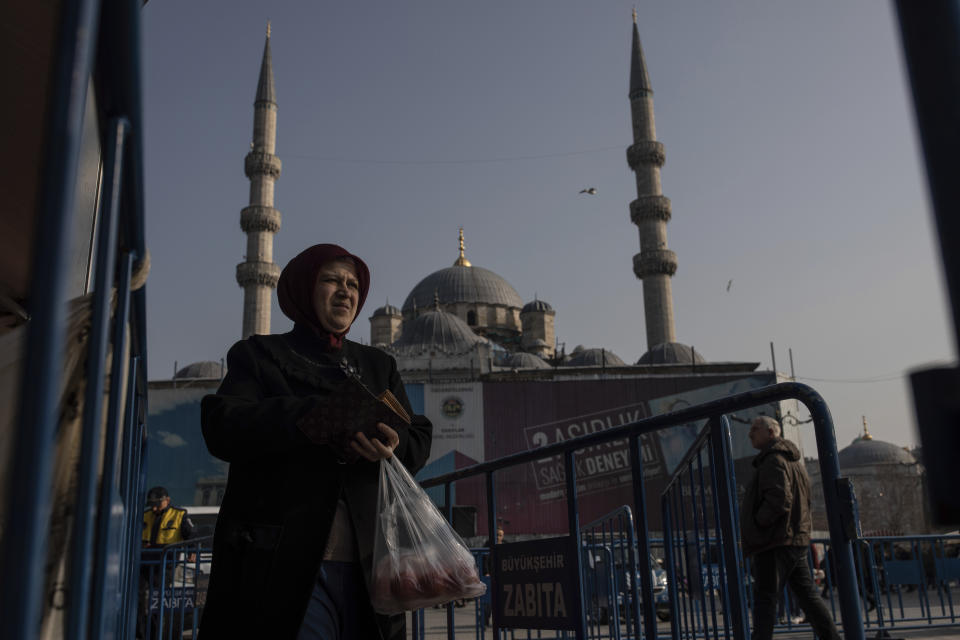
[580,506,670,640]
[815,534,960,635]
[139,537,214,640]
[0,2,150,638]
[660,416,746,640]
[415,382,867,640]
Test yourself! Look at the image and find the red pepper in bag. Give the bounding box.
[370,457,486,614]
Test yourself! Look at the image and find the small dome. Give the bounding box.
[637,342,706,365]
[839,437,917,468]
[174,361,224,380]
[402,265,523,312]
[562,348,626,367]
[522,299,553,313]
[504,352,552,369]
[390,308,489,355]
[371,303,401,317]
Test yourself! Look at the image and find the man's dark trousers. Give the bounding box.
[751,546,840,640]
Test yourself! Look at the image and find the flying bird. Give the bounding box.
[726,279,733,292]
[579,188,598,195]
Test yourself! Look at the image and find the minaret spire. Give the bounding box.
[626,13,677,351]
[237,24,282,338]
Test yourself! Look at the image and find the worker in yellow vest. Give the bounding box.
[142,486,194,547]
[138,487,196,638]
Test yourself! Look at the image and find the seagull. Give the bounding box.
[579,188,598,195]
[726,279,733,292]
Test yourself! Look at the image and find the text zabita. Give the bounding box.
[502,582,567,618]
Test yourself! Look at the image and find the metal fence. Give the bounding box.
[416,382,868,640]
[0,2,149,639]
[139,537,214,640]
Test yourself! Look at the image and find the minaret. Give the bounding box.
[627,10,677,351]
[237,22,282,338]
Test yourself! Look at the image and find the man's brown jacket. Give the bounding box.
[740,437,813,557]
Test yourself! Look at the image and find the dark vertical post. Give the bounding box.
[124,420,146,640]
[0,1,103,637]
[661,491,681,640]
[896,0,960,527]
[90,343,138,637]
[622,509,642,638]
[67,119,129,640]
[564,449,588,640]
[444,482,454,640]
[894,0,960,350]
[810,397,865,640]
[710,416,750,640]
[692,447,720,636]
[629,434,657,640]
[486,471,498,637]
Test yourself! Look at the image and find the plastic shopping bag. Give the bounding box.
[370,456,486,614]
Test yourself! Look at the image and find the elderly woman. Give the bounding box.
[199,244,432,639]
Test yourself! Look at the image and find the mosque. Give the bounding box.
[808,418,929,535]
[145,15,929,537]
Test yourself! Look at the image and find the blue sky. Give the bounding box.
[141,1,954,452]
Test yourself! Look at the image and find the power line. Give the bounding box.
[795,373,905,384]
[284,144,624,166]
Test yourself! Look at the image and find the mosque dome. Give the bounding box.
[504,352,552,370]
[637,342,705,365]
[522,299,553,313]
[402,265,523,313]
[390,307,489,355]
[838,436,917,469]
[562,348,626,367]
[371,303,401,317]
[174,361,224,380]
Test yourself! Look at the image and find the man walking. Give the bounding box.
[741,416,840,640]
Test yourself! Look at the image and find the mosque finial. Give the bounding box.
[862,415,873,440]
[632,7,637,24]
[453,227,472,267]
[433,288,441,310]
[267,20,271,38]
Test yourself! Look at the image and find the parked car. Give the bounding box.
[583,546,671,625]
[621,554,672,622]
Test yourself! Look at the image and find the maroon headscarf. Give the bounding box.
[277,244,370,349]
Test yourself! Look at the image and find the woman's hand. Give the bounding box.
[351,422,399,462]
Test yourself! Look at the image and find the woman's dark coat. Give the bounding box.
[198,328,432,638]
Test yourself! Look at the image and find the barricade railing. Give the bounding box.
[660,416,746,640]
[518,527,960,640]
[815,534,960,635]
[415,382,867,640]
[0,2,149,639]
[580,506,670,640]
[139,537,214,640]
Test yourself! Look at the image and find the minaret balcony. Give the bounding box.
[633,249,677,278]
[240,205,282,233]
[236,261,281,288]
[630,195,672,225]
[244,151,282,178]
[626,140,665,169]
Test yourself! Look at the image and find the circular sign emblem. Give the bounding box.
[441,396,464,419]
